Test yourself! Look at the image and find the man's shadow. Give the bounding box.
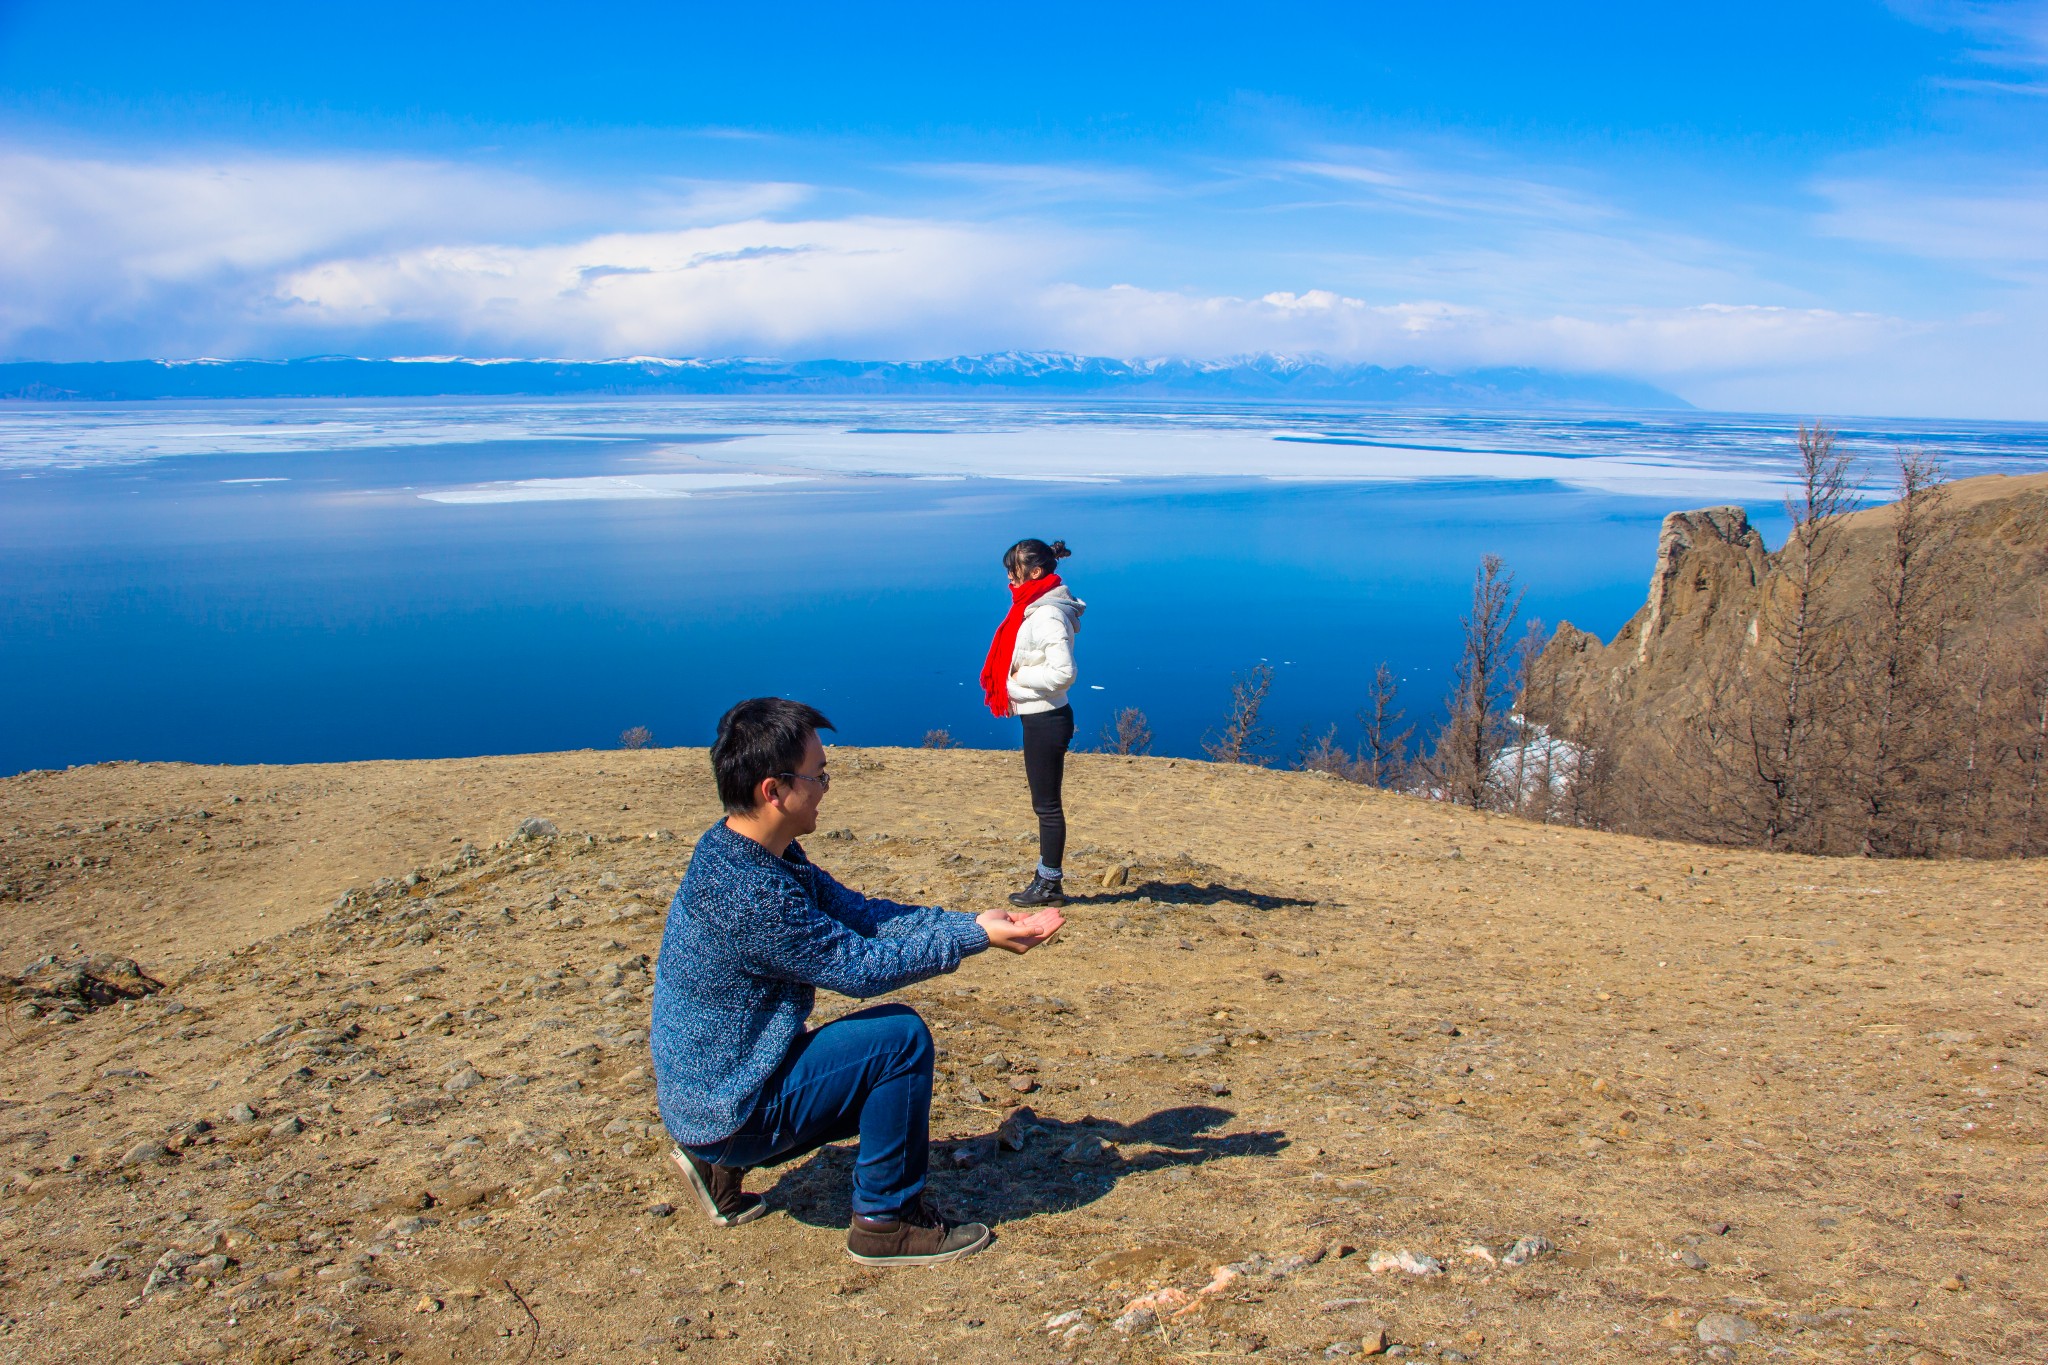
[757,1105,1288,1229]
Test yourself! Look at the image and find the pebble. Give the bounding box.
[381,1215,437,1238]
[1501,1234,1554,1267]
[1008,1077,1039,1094]
[1325,1344,1359,1357]
[1060,1134,1116,1165]
[516,818,559,840]
[1045,1310,1086,1331]
[647,1202,675,1218]
[269,1116,305,1139]
[1675,1248,1708,1270]
[118,1139,171,1168]
[444,1068,485,1093]
[1366,1249,1442,1277]
[996,1109,1034,1151]
[1112,1307,1157,1334]
[1696,1312,1760,1345]
[230,1103,259,1123]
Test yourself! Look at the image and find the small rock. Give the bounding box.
[957,1083,987,1104]
[1008,1076,1038,1094]
[1696,1312,1760,1345]
[1060,1134,1116,1165]
[1263,969,1285,983]
[1675,1248,1708,1270]
[1441,1352,1469,1364]
[516,817,558,840]
[1366,1249,1442,1277]
[953,1137,998,1170]
[1939,1274,1966,1292]
[118,1140,171,1168]
[1501,1234,1554,1267]
[1207,1081,1231,1096]
[996,1108,1035,1151]
[1101,864,1129,888]
[1045,1310,1087,1331]
[444,1068,485,1093]
[382,1215,436,1237]
[1112,1307,1158,1334]
[647,1203,675,1218]
[414,1295,442,1313]
[269,1116,304,1139]
[1360,1326,1390,1355]
[1325,1344,1359,1358]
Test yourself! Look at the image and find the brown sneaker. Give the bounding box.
[671,1146,767,1227]
[845,1194,991,1266]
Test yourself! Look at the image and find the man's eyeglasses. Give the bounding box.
[776,770,831,791]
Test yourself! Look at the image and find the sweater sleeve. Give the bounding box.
[728,878,989,999]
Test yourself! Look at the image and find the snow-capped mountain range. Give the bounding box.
[0,352,1690,409]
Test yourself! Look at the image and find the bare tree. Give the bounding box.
[1204,663,1275,766]
[1427,554,1523,807]
[1095,707,1154,755]
[1293,724,1359,778]
[1847,451,1954,856]
[1741,424,1859,851]
[920,729,958,749]
[1358,661,1414,789]
[618,725,654,750]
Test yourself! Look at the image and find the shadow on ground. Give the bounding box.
[1077,880,1318,911]
[758,1105,1288,1229]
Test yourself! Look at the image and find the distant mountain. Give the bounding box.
[0,352,1692,409]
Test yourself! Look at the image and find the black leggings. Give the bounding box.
[1020,705,1074,872]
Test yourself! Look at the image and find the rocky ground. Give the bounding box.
[0,748,2043,1365]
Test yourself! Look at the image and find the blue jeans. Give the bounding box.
[686,1003,934,1217]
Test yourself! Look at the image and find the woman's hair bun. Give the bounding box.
[1049,540,1071,559]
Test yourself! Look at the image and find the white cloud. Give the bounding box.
[0,148,808,356]
[274,217,1062,357]
[2,142,2042,416]
[1029,285,1899,379]
[1814,173,2048,282]
[1277,147,1616,225]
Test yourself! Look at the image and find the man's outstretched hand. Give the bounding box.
[976,906,1064,954]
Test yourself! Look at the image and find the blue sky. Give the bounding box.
[1,1,2044,416]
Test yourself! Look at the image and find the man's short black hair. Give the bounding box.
[712,698,835,814]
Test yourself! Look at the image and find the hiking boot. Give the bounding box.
[1008,873,1067,908]
[671,1146,767,1227]
[845,1194,991,1266]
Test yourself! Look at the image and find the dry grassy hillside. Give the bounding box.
[1,749,2043,1365]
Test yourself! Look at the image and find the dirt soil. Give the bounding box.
[0,748,2043,1365]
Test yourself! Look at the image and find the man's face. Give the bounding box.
[778,731,830,838]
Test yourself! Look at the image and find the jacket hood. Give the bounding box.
[1025,584,1085,624]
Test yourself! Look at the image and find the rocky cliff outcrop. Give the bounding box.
[1524,471,2048,739]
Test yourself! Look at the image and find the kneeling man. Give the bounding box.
[651,698,1063,1264]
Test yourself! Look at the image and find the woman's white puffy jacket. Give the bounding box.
[1008,584,1085,715]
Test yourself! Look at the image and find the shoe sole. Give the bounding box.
[670,1146,767,1228]
[844,1223,993,1266]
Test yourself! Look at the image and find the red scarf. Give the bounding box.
[980,573,1063,718]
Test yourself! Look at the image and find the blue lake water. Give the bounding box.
[5,398,2045,775]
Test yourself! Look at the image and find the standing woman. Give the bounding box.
[980,538,1084,908]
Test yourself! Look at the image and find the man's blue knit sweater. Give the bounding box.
[650,820,990,1146]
